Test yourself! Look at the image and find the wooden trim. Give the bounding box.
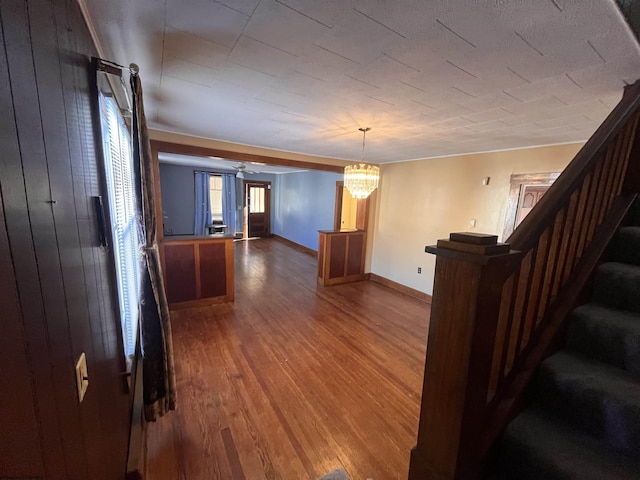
[272,235,317,256]
[225,239,235,303]
[334,181,344,231]
[319,273,367,287]
[161,236,234,245]
[244,180,271,237]
[355,197,370,231]
[168,295,232,310]
[150,140,345,173]
[368,273,432,303]
[503,172,560,240]
[193,243,201,300]
[508,172,561,184]
[125,346,146,480]
[359,231,368,277]
[151,148,164,242]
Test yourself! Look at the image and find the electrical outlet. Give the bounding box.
[417,267,422,274]
[75,352,89,403]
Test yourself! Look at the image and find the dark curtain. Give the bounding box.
[130,71,177,421]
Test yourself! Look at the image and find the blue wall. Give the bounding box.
[159,163,277,236]
[159,163,340,247]
[159,163,202,235]
[273,170,342,251]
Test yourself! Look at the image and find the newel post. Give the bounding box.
[409,233,520,480]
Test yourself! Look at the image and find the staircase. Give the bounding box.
[409,81,640,480]
[494,198,640,479]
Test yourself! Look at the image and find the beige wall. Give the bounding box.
[369,143,584,295]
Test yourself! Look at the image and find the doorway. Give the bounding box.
[333,181,358,230]
[503,172,560,239]
[244,180,271,238]
[333,181,370,231]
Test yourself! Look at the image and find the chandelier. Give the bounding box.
[344,127,380,199]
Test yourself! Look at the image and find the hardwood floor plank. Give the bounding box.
[147,237,430,480]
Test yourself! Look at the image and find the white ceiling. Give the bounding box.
[158,152,307,174]
[83,0,640,163]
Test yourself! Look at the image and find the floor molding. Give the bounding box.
[368,273,432,303]
[272,235,317,256]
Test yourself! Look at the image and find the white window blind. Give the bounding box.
[99,93,141,358]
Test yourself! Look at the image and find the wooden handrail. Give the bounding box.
[409,80,640,480]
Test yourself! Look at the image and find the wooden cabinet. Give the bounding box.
[317,229,366,286]
[161,235,234,308]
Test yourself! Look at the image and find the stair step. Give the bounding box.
[592,262,640,314]
[535,351,640,453]
[567,304,640,378]
[499,409,640,480]
[611,226,640,266]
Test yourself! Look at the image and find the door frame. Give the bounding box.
[503,172,560,240]
[333,181,371,231]
[243,180,271,238]
[334,181,344,230]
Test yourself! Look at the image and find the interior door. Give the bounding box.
[244,181,270,238]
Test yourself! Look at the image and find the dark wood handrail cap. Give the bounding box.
[425,231,517,264]
[449,232,498,244]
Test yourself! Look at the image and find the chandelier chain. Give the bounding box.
[359,127,370,164]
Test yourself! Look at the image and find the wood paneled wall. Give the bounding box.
[0,1,132,478]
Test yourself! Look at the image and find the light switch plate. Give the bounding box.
[75,352,89,403]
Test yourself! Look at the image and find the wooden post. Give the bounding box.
[409,233,520,480]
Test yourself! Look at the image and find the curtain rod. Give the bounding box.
[194,170,236,175]
[94,57,139,77]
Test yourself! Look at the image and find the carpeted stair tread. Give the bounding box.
[536,351,640,452]
[592,262,640,314]
[567,303,640,377]
[611,226,640,266]
[500,409,640,480]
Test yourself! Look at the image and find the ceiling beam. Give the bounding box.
[150,140,345,174]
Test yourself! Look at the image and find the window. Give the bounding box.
[99,93,141,358]
[209,174,223,221]
[249,185,265,213]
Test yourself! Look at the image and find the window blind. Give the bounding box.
[99,93,141,357]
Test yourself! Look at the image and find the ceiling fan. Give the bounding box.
[233,162,257,178]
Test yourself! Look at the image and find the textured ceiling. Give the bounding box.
[83,0,640,163]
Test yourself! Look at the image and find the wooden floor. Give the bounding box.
[146,237,430,480]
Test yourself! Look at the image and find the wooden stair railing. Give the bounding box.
[408,80,640,480]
